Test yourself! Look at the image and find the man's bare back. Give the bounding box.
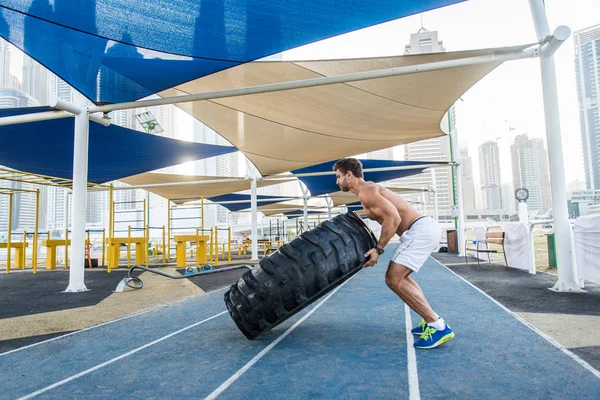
[358,182,423,236]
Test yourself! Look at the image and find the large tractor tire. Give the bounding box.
[224,211,377,339]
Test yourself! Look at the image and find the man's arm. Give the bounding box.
[359,186,401,266]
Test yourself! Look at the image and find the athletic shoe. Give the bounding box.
[411,317,444,336]
[413,325,455,349]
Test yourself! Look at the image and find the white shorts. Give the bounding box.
[391,217,442,273]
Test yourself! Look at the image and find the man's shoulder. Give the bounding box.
[358,183,380,199]
[361,182,379,192]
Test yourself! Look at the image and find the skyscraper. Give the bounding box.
[0,45,50,232]
[404,28,445,54]
[47,187,67,230]
[51,76,76,103]
[574,24,600,190]
[0,39,10,88]
[22,56,50,105]
[393,27,454,220]
[0,88,38,108]
[459,143,476,210]
[366,148,394,160]
[111,109,138,130]
[0,180,47,232]
[511,134,552,213]
[501,183,517,215]
[478,141,503,210]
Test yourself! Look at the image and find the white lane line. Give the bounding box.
[1,286,229,357]
[18,311,228,400]
[204,274,359,400]
[404,304,421,400]
[431,257,600,380]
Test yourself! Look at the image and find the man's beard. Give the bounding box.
[339,185,350,192]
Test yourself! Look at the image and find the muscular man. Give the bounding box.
[333,158,454,349]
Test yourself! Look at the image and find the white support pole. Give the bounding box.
[250,177,258,261]
[450,129,466,257]
[64,98,89,293]
[299,183,309,231]
[63,188,69,262]
[0,110,71,126]
[260,216,264,238]
[455,165,466,257]
[431,170,439,222]
[303,196,308,229]
[326,197,333,220]
[528,0,581,292]
[528,224,538,275]
[518,202,529,224]
[0,107,110,127]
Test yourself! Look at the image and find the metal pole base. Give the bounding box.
[63,285,90,293]
[549,281,585,293]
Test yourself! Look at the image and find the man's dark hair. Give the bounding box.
[333,158,364,178]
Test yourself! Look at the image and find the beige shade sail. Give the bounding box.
[236,187,429,215]
[328,187,428,207]
[258,204,329,217]
[119,173,295,203]
[158,46,522,176]
[257,203,304,217]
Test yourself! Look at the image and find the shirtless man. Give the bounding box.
[333,158,454,349]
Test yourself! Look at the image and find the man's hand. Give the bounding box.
[363,248,380,268]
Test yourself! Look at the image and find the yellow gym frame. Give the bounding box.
[1,168,109,274]
[107,184,150,273]
[0,188,40,274]
[166,197,235,267]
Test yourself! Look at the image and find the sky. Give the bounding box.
[6,0,599,187]
[281,0,600,186]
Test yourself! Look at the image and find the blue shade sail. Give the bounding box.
[0,107,237,183]
[0,0,465,103]
[283,210,326,218]
[207,193,294,212]
[292,159,437,196]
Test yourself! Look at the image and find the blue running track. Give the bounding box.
[1,244,599,399]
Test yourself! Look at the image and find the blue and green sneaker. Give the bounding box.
[413,325,455,349]
[411,318,444,336]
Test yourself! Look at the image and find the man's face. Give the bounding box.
[335,169,351,192]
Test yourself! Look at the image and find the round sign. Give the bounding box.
[450,205,459,218]
[515,188,529,202]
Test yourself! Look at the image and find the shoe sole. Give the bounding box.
[414,332,455,349]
